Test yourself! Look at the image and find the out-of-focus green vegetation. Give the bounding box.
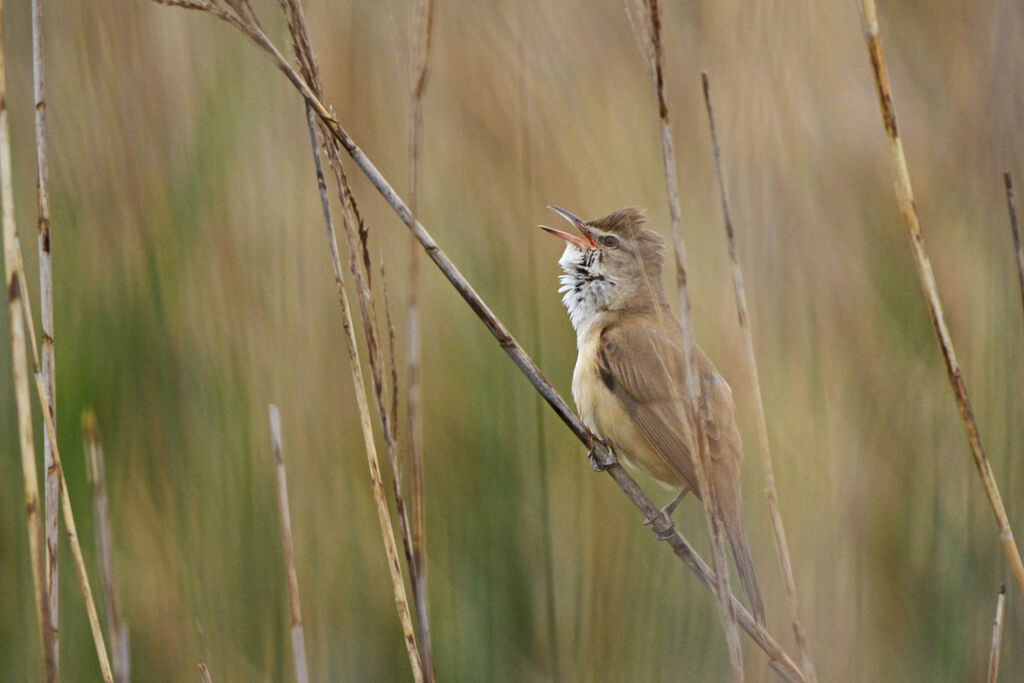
[2,0,1023,680]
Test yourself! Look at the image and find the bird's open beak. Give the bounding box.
[540,205,597,250]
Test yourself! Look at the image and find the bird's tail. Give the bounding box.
[723,503,765,626]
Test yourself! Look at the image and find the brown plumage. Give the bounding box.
[543,206,765,625]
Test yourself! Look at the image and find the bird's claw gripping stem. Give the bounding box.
[588,443,616,472]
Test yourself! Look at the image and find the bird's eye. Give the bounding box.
[600,234,620,248]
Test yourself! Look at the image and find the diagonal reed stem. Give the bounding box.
[1,14,56,681]
[31,0,60,671]
[627,1,744,677]
[267,405,310,683]
[14,250,113,682]
[1003,172,1024,325]
[856,0,1024,603]
[84,411,130,683]
[986,584,1005,683]
[147,2,807,677]
[702,72,819,683]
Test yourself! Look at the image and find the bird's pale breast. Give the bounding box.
[572,329,681,487]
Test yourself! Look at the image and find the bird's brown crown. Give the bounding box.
[587,207,647,236]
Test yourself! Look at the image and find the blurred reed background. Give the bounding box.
[2,0,1024,680]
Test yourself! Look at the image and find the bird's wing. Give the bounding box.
[598,317,741,494]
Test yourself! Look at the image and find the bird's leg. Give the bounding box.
[643,488,689,526]
[662,488,689,517]
[587,440,617,472]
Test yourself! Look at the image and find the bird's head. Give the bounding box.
[540,206,667,330]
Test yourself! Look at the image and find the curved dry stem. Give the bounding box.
[857,0,1024,603]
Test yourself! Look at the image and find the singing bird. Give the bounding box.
[542,205,765,625]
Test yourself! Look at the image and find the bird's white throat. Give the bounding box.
[557,244,615,340]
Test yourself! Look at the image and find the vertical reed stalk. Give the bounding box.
[31,0,59,670]
[701,72,819,683]
[1004,172,1024,323]
[856,0,1024,602]
[407,1,436,676]
[198,663,213,683]
[84,411,130,683]
[628,1,743,677]
[987,585,1006,683]
[0,5,56,676]
[267,405,309,683]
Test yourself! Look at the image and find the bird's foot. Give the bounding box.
[587,443,616,472]
[642,488,689,527]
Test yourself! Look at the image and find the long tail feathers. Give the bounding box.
[725,511,766,626]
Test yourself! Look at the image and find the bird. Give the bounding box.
[541,205,765,625]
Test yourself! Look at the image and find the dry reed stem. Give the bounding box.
[274,0,424,675]
[267,405,310,683]
[701,72,819,683]
[0,8,56,676]
[380,263,400,448]
[198,663,213,683]
[281,0,420,633]
[14,287,114,681]
[329,147,420,621]
[987,584,1006,683]
[84,411,130,683]
[627,1,744,677]
[32,0,60,669]
[857,0,1024,602]
[301,105,424,682]
[1004,173,1024,323]
[407,0,436,676]
[323,87,426,683]
[148,3,808,677]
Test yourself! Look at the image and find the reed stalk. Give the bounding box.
[31,0,60,670]
[986,584,1005,683]
[84,411,130,683]
[267,405,309,683]
[407,0,436,675]
[701,72,819,683]
[856,0,1024,602]
[1004,172,1024,323]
